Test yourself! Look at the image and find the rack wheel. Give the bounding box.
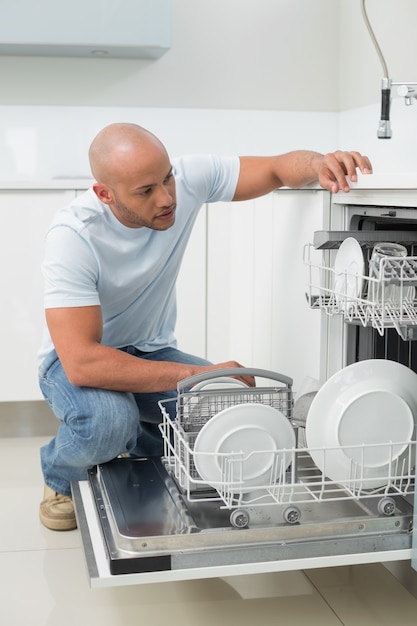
[230,509,250,528]
[283,506,301,524]
[377,496,396,516]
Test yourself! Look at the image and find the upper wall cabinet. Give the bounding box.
[0,0,171,59]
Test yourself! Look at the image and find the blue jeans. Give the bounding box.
[39,346,211,496]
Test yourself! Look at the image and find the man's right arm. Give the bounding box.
[46,305,254,392]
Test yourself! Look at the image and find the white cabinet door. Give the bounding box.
[3,187,326,401]
[175,206,207,357]
[0,188,206,402]
[0,190,76,401]
[206,190,328,393]
[269,189,329,393]
[206,194,276,368]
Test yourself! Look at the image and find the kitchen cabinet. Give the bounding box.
[206,189,329,393]
[0,186,206,402]
[206,193,275,367]
[0,188,79,401]
[174,206,207,357]
[0,0,171,59]
[269,189,329,392]
[0,186,325,402]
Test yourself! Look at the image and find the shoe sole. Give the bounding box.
[39,511,77,531]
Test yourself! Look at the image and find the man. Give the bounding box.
[38,122,372,530]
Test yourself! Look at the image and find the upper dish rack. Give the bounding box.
[304,243,417,340]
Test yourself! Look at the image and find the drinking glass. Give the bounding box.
[369,242,408,304]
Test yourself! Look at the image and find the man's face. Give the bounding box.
[95,146,177,230]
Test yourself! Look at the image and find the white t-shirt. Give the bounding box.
[38,154,240,365]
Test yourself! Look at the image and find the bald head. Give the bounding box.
[88,123,167,185]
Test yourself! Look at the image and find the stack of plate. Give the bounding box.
[193,402,296,493]
[305,360,417,489]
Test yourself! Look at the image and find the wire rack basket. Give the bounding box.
[160,368,294,493]
[304,243,417,340]
[159,369,415,525]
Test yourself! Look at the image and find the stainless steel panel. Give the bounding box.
[82,458,413,576]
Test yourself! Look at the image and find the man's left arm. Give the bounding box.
[232,150,373,201]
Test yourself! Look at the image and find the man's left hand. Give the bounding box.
[318,150,373,193]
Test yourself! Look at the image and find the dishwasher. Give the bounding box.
[72,177,417,588]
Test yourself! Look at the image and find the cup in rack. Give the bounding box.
[368,242,413,304]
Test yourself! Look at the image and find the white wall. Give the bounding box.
[339,0,417,110]
[2,100,415,183]
[0,0,416,177]
[0,0,339,112]
[2,0,415,114]
[0,106,339,181]
[337,0,417,172]
[339,101,417,173]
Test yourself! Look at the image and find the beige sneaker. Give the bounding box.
[39,484,77,531]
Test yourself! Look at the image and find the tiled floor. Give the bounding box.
[3,427,417,625]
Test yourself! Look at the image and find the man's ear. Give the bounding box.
[93,183,112,205]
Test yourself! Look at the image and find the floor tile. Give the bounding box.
[0,436,49,487]
[4,432,417,626]
[0,436,79,552]
[384,560,417,599]
[0,484,80,552]
[221,570,316,599]
[306,563,417,626]
[0,549,343,626]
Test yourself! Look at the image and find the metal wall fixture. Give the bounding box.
[397,84,417,106]
[360,0,417,139]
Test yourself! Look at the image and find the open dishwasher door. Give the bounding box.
[72,368,414,588]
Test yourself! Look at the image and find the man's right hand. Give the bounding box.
[199,361,256,387]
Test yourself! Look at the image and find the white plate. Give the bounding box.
[190,377,249,391]
[305,360,417,489]
[193,403,296,492]
[187,377,249,417]
[334,237,364,309]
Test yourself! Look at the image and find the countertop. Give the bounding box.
[0,178,93,190]
[0,172,416,192]
[351,172,417,190]
[275,173,417,194]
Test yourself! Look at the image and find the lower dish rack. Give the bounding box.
[304,243,417,340]
[159,368,415,528]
